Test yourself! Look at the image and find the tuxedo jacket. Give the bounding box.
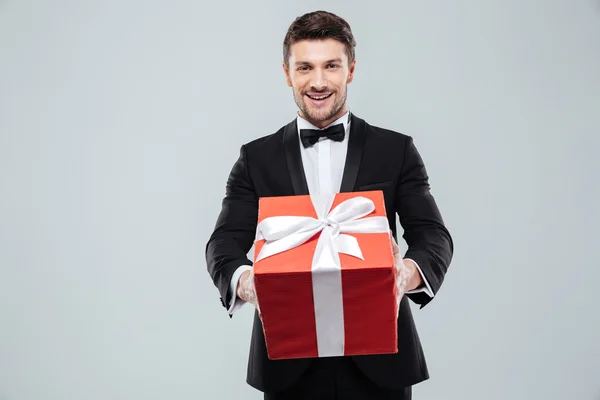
[205,113,453,393]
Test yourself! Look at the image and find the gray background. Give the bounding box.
[1,0,599,399]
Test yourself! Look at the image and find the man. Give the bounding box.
[206,10,453,400]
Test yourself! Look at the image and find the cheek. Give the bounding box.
[327,73,346,90]
[292,79,308,93]
[293,75,305,84]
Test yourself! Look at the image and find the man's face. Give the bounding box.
[283,39,356,128]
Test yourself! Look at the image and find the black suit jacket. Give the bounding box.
[206,113,453,393]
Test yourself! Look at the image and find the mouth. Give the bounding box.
[305,92,333,104]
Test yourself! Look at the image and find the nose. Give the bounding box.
[310,69,328,91]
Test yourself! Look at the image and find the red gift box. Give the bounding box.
[253,191,398,360]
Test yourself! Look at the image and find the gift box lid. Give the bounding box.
[253,190,393,274]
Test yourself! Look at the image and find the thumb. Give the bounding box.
[390,235,400,256]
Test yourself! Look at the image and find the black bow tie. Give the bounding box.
[299,123,345,148]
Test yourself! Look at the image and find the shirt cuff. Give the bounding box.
[404,258,434,298]
[227,265,253,315]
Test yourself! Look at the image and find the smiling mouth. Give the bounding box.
[306,93,333,101]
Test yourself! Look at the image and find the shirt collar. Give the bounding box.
[296,110,351,136]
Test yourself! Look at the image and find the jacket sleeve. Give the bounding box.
[205,145,258,313]
[396,136,454,308]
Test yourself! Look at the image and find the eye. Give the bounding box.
[297,66,310,71]
[327,63,340,69]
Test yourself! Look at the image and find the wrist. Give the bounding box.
[402,259,422,291]
[236,269,251,300]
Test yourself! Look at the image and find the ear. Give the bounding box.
[282,62,292,87]
[347,59,356,84]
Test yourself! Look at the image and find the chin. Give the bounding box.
[307,112,333,123]
[307,104,334,117]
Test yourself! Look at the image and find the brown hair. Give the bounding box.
[283,11,357,67]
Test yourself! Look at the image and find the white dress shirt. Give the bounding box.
[227,111,434,315]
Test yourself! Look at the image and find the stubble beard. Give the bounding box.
[294,86,347,126]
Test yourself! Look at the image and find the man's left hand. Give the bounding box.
[390,235,423,301]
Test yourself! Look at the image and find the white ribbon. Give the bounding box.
[255,194,389,357]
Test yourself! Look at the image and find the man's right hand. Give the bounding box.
[236,269,259,311]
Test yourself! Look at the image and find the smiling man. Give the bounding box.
[206,10,453,400]
[286,40,349,127]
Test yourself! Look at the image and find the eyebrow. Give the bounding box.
[294,58,343,66]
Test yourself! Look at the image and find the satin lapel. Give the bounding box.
[283,118,310,195]
[339,113,367,193]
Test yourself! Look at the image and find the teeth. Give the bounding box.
[308,94,330,100]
